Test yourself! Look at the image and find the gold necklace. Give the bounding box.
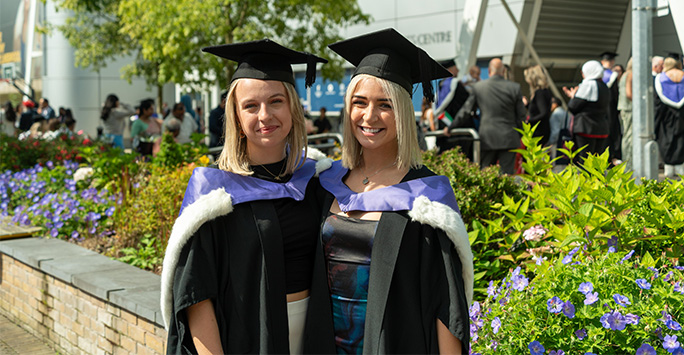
[362,161,397,185]
[259,161,286,181]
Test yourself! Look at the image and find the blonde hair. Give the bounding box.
[216,79,307,175]
[524,65,549,98]
[341,74,421,170]
[663,57,683,72]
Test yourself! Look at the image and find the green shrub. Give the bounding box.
[0,132,107,172]
[470,124,684,290]
[470,249,684,354]
[423,147,526,293]
[422,147,525,228]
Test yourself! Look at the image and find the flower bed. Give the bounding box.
[470,248,684,354]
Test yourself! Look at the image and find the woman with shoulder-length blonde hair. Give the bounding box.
[216,78,308,176]
[304,28,473,354]
[524,64,553,146]
[160,39,329,355]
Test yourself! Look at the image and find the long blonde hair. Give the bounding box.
[524,65,549,98]
[341,74,421,170]
[216,79,307,175]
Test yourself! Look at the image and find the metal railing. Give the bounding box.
[307,133,343,150]
[425,128,481,165]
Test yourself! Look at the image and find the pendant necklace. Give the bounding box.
[362,161,397,185]
[259,161,286,181]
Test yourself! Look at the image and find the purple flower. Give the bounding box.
[469,301,481,318]
[574,328,587,340]
[70,230,79,239]
[665,271,674,282]
[625,313,641,325]
[562,254,573,265]
[673,347,684,355]
[549,351,565,355]
[584,291,599,305]
[562,301,576,319]
[607,236,618,248]
[664,335,680,351]
[491,317,501,334]
[601,310,626,331]
[46,161,54,169]
[568,246,580,256]
[547,296,563,313]
[667,320,682,331]
[636,279,652,290]
[613,294,631,307]
[636,344,656,355]
[648,267,660,278]
[608,246,616,253]
[578,282,594,295]
[675,282,684,294]
[50,228,59,238]
[487,281,497,298]
[511,274,529,291]
[105,206,116,217]
[528,340,545,355]
[621,250,635,263]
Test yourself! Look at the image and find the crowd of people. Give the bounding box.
[423,51,684,177]
[0,98,78,141]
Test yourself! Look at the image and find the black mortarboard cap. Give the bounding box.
[666,52,682,61]
[328,28,451,103]
[599,51,618,60]
[202,39,328,88]
[439,59,456,69]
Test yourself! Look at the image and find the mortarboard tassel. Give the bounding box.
[418,50,434,104]
[305,54,317,88]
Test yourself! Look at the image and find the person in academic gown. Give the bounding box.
[303,29,473,354]
[160,40,328,354]
[654,56,684,177]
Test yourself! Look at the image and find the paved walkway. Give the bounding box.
[0,312,54,355]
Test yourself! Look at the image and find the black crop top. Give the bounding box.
[251,158,318,294]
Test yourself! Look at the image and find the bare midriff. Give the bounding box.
[287,289,310,303]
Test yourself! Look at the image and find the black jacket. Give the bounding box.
[568,79,611,136]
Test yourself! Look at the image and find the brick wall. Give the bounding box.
[0,238,167,355]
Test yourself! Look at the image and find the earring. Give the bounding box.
[239,129,245,138]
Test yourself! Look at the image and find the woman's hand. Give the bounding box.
[562,86,579,99]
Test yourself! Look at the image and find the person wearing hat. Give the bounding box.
[17,100,39,132]
[433,58,472,156]
[562,60,611,164]
[306,28,472,354]
[654,55,684,177]
[600,51,622,165]
[160,39,328,354]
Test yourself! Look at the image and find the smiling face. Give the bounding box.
[349,77,398,156]
[234,79,293,164]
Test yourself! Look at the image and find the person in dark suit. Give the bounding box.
[445,58,526,174]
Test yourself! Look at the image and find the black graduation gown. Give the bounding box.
[655,88,684,165]
[163,164,325,354]
[303,167,471,354]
